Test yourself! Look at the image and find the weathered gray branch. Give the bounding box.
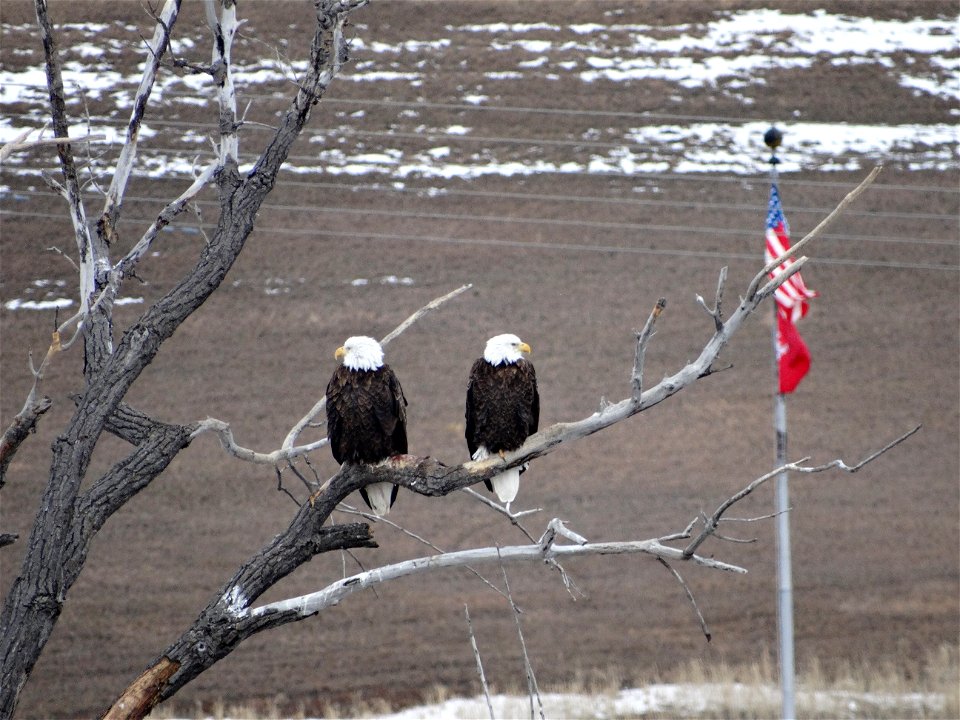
[0,396,52,488]
[0,331,60,486]
[99,0,181,248]
[632,297,666,402]
[110,161,219,287]
[464,605,495,720]
[252,423,920,641]
[250,526,747,622]
[0,128,105,163]
[679,424,921,559]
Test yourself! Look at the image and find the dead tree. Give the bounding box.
[0,2,903,719]
[0,1,367,715]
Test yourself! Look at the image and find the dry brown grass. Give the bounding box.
[652,642,959,720]
[150,642,958,719]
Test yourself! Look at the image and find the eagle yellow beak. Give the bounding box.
[519,342,532,354]
[335,346,346,361]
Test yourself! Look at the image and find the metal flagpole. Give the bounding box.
[764,125,796,720]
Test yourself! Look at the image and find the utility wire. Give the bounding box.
[3,209,955,272]
[9,182,959,225]
[6,187,958,247]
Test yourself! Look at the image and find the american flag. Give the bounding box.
[765,183,817,393]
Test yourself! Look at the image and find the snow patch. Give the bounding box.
[4,298,74,311]
[222,586,248,617]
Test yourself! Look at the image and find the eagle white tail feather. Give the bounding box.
[490,467,521,504]
[473,446,521,504]
[365,482,394,516]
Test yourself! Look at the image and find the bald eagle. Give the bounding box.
[326,336,407,516]
[465,334,539,505]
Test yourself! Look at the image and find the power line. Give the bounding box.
[6,191,959,249]
[224,201,960,247]
[3,209,955,272]
[11,182,959,230]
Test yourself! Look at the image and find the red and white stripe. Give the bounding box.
[765,220,817,323]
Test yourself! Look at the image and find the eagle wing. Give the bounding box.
[465,358,538,456]
[376,364,408,455]
[325,367,349,465]
[464,358,485,458]
[525,360,539,436]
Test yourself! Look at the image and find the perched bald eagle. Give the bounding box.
[465,334,539,505]
[326,336,407,516]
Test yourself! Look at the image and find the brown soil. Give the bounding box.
[1,1,957,717]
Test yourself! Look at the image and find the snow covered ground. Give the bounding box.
[3,7,957,307]
[174,682,948,720]
[369,683,947,720]
[2,9,957,179]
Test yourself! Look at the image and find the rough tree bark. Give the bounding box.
[0,1,368,717]
[0,2,896,719]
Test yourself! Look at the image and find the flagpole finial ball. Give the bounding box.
[764,126,783,150]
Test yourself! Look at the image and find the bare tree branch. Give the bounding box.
[679,424,921,559]
[0,395,53,488]
[498,554,545,720]
[0,129,106,163]
[462,487,542,539]
[110,161,219,286]
[749,166,883,302]
[632,297,667,402]
[464,605,495,720]
[99,0,181,247]
[205,0,240,169]
[34,0,101,322]
[696,265,727,332]
[658,558,711,642]
[191,418,330,465]
[0,330,60,486]
[248,424,919,635]
[380,283,474,345]
[250,526,747,622]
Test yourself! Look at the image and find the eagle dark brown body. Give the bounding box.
[327,364,407,463]
[465,357,539,495]
[326,363,407,510]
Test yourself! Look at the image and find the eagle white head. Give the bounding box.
[336,336,384,371]
[483,333,532,366]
